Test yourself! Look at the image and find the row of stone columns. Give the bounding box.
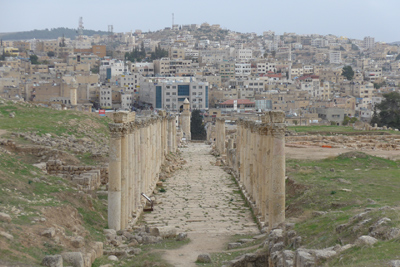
[234,111,286,229]
[215,118,226,156]
[108,111,177,230]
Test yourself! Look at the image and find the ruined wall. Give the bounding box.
[108,110,178,230]
[215,111,287,230]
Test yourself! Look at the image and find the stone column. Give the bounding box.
[239,120,245,183]
[140,120,146,206]
[128,122,135,219]
[173,116,177,152]
[220,118,226,155]
[269,111,286,229]
[259,124,271,224]
[135,121,141,211]
[167,117,172,153]
[244,121,251,194]
[120,126,129,229]
[108,124,122,230]
[215,120,220,152]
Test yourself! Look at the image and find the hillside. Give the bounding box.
[0,27,108,41]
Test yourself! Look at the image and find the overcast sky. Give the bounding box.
[1,0,399,42]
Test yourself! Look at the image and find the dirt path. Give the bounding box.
[142,143,259,267]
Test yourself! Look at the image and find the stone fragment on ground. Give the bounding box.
[42,255,63,267]
[197,253,212,263]
[0,212,11,223]
[355,235,378,246]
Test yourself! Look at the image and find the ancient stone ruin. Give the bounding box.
[108,110,178,230]
[214,111,287,230]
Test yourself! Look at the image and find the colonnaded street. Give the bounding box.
[142,142,260,266]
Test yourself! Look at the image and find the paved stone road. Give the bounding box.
[142,142,259,266]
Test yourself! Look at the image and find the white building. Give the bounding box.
[329,51,342,64]
[99,86,112,109]
[364,36,375,50]
[235,63,251,78]
[116,73,140,94]
[99,59,128,82]
[139,78,209,111]
[235,49,252,61]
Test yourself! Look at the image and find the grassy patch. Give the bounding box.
[0,103,110,138]
[286,151,400,265]
[288,125,400,135]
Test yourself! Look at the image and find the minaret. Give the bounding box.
[181,98,191,140]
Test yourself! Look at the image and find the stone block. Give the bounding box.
[197,253,211,263]
[61,252,84,267]
[0,212,11,223]
[42,255,63,267]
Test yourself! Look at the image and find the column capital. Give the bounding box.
[109,123,124,138]
[271,124,286,138]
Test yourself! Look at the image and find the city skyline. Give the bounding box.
[1,0,399,43]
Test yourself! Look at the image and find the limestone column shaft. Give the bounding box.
[140,124,146,205]
[135,125,141,210]
[269,125,286,229]
[120,130,129,229]
[239,122,245,182]
[108,128,122,230]
[261,128,271,222]
[245,124,251,197]
[128,125,135,217]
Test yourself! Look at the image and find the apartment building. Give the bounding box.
[139,79,209,111]
[67,54,99,66]
[235,49,252,61]
[235,63,251,79]
[99,59,127,82]
[364,36,375,50]
[131,62,154,77]
[168,47,185,59]
[218,62,235,80]
[329,51,342,64]
[116,73,140,93]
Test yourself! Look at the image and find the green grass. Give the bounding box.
[327,238,400,266]
[0,102,111,139]
[288,125,400,135]
[286,151,400,265]
[92,238,190,267]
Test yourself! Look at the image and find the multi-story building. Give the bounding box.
[235,49,252,61]
[218,62,235,80]
[99,59,127,82]
[139,78,209,111]
[364,36,375,50]
[153,59,192,76]
[168,47,185,59]
[329,51,341,64]
[116,73,140,94]
[235,63,251,79]
[131,62,154,77]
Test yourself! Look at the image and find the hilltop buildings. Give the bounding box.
[1,26,399,125]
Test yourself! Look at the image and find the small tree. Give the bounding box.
[370,92,400,129]
[342,66,354,80]
[190,110,206,140]
[30,55,39,65]
[342,115,357,125]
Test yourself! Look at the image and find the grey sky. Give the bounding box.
[1,0,399,42]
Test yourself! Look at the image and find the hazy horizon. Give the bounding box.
[1,0,399,43]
